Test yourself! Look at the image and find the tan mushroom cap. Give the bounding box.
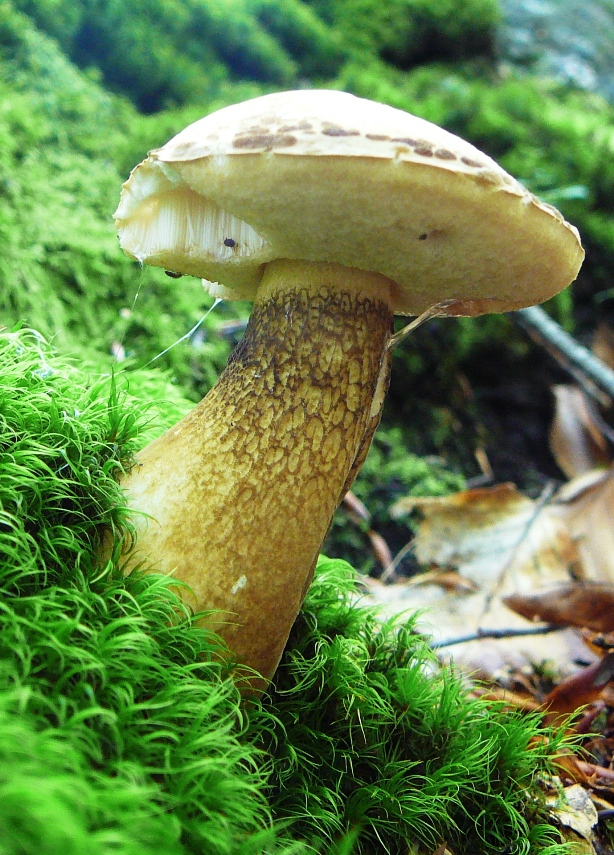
[114,89,584,317]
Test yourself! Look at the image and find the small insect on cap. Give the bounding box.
[114,89,584,316]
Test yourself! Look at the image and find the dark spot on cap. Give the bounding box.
[322,123,360,137]
[223,237,236,248]
[165,270,183,278]
[391,137,418,146]
[414,145,434,157]
[434,149,457,161]
[461,156,484,168]
[366,133,391,141]
[418,233,428,241]
[170,141,196,158]
[279,121,313,132]
[232,133,298,150]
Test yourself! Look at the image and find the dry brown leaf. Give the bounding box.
[504,583,614,632]
[598,683,614,707]
[543,657,614,717]
[581,628,614,657]
[549,385,610,479]
[369,484,592,677]
[392,482,529,534]
[373,463,614,679]
[588,793,614,812]
[554,465,614,582]
[546,783,598,852]
[392,483,577,598]
[575,760,614,786]
[553,752,597,786]
[342,491,393,573]
[406,569,479,594]
[575,702,608,736]
[472,686,542,712]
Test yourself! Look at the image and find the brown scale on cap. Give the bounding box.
[114,89,584,688]
[279,121,313,132]
[391,136,418,145]
[414,145,435,157]
[321,122,361,137]
[434,149,457,161]
[232,132,298,150]
[461,155,485,168]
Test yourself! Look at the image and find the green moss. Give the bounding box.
[0,327,572,854]
[10,0,346,112]
[0,689,184,855]
[305,0,499,68]
[9,0,497,112]
[255,557,570,854]
[0,3,247,402]
[0,329,284,854]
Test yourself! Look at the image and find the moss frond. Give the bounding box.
[0,329,287,854]
[0,328,138,590]
[253,557,570,855]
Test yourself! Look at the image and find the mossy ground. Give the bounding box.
[0,327,574,854]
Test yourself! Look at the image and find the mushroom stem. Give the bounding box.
[122,260,395,684]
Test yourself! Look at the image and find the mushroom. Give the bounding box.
[114,89,583,685]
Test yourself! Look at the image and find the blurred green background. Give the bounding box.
[2,0,614,573]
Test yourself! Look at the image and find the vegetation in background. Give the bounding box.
[325,427,466,574]
[10,0,345,111]
[0,329,572,854]
[304,0,499,68]
[0,1,250,402]
[10,0,499,112]
[1,0,614,848]
[1,0,613,555]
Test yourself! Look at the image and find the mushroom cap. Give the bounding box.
[115,89,584,317]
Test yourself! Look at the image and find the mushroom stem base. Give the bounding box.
[121,260,394,685]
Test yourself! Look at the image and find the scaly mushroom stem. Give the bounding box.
[122,260,394,683]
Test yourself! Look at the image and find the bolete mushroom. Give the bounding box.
[114,89,583,685]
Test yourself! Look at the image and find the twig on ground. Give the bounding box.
[511,305,614,404]
[431,623,561,649]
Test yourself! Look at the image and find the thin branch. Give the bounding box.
[511,305,614,404]
[431,623,561,649]
[387,300,457,351]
